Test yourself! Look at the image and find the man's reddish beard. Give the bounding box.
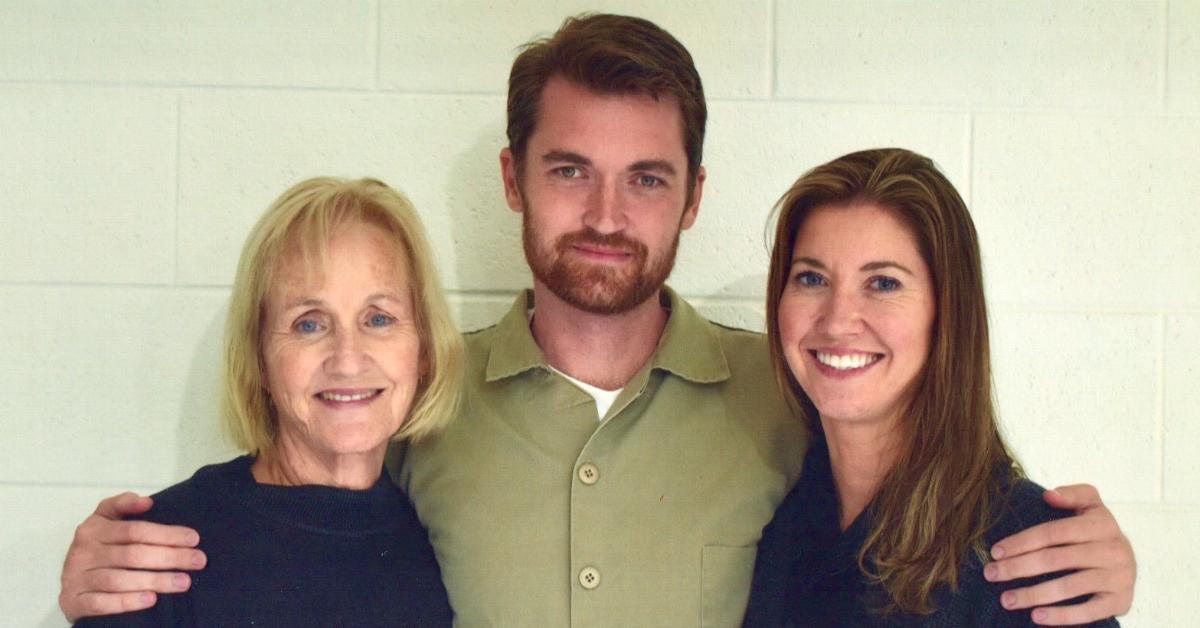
[523,215,680,315]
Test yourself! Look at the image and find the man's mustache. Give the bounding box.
[556,229,647,257]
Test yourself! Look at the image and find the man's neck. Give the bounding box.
[529,282,669,391]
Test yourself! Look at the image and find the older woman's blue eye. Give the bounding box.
[368,313,393,327]
[296,319,320,333]
[870,276,902,291]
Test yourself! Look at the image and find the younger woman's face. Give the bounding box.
[778,202,936,429]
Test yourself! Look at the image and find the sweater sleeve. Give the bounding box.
[973,479,1120,628]
[743,482,807,627]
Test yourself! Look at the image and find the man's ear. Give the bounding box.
[500,147,524,213]
[680,165,705,230]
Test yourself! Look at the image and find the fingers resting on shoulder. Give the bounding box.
[59,492,205,622]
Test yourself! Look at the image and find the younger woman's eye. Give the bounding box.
[793,270,826,287]
[868,276,902,292]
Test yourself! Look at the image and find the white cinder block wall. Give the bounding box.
[1,1,1195,625]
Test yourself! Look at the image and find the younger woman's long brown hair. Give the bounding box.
[765,148,1022,614]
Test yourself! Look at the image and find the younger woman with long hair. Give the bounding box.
[745,148,1119,626]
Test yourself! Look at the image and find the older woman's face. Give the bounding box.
[778,202,935,428]
[260,221,421,463]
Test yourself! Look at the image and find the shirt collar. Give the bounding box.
[484,286,731,385]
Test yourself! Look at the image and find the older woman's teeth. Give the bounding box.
[319,391,377,402]
[816,352,880,370]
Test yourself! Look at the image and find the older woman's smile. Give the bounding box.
[316,388,385,403]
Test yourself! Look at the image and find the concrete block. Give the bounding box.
[690,297,766,333]
[776,1,1160,108]
[678,102,968,298]
[449,292,522,334]
[0,484,160,627]
[0,88,176,284]
[1168,1,1200,110]
[0,1,373,88]
[176,92,523,292]
[379,0,770,97]
[973,114,1200,309]
[991,311,1158,502]
[0,286,240,487]
[1165,315,1200,502]
[1108,504,1200,627]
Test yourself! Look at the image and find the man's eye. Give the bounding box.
[868,276,902,292]
[556,166,580,178]
[636,175,661,188]
[368,313,394,327]
[793,270,825,287]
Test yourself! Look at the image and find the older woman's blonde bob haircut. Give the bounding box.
[222,177,463,454]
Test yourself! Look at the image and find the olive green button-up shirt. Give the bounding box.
[393,288,807,627]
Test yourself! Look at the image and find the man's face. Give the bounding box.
[501,75,704,314]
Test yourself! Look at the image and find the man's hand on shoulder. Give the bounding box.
[984,483,1134,625]
[59,492,206,622]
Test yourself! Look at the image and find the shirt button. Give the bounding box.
[577,462,599,485]
[578,566,601,590]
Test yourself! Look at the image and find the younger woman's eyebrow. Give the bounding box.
[861,260,914,275]
[790,257,914,276]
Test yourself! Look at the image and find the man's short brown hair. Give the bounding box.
[507,13,706,187]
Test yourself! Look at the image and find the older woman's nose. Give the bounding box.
[326,328,372,376]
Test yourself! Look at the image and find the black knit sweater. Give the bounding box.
[744,437,1119,627]
[75,455,451,627]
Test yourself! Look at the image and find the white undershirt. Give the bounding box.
[550,366,623,421]
[528,308,624,420]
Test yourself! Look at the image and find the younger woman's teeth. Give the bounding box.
[815,352,881,370]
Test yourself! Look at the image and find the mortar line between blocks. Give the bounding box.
[1160,0,1170,111]
[1156,313,1166,501]
[767,0,778,99]
[372,0,383,90]
[173,94,182,286]
[964,112,975,206]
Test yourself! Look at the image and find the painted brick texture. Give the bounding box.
[1,2,1194,626]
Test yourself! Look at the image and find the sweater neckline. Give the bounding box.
[214,455,403,537]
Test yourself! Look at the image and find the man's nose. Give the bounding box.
[582,182,625,234]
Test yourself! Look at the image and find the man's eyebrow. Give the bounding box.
[629,159,677,176]
[541,150,592,166]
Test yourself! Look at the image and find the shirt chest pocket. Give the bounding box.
[701,544,757,628]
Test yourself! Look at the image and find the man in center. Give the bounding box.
[395,16,803,626]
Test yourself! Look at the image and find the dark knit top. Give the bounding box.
[75,455,452,627]
[744,437,1119,627]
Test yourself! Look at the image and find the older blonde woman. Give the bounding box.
[76,177,461,626]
